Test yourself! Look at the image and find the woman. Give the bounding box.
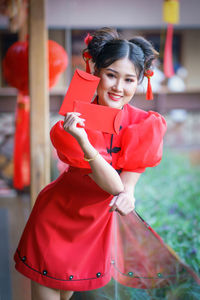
[14,28,167,300]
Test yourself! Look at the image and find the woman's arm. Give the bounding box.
[109,171,141,215]
[63,112,124,195]
[81,138,124,195]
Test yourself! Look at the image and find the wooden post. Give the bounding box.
[29,0,50,206]
[65,29,72,87]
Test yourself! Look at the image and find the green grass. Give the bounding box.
[135,148,200,272]
[133,148,200,299]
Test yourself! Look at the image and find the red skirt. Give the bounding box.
[14,167,200,291]
[14,167,113,291]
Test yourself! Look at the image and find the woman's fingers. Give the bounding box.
[65,112,81,118]
[109,193,135,215]
[109,195,121,212]
[62,112,88,141]
[64,112,82,124]
[63,117,74,129]
[109,196,117,207]
[63,112,85,131]
[64,112,81,124]
[116,203,135,216]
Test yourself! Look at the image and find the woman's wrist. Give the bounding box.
[77,134,89,148]
[84,150,99,162]
[122,187,135,198]
[77,136,98,159]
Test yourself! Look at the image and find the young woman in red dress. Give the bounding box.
[14,27,169,300]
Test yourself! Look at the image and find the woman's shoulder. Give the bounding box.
[116,105,167,172]
[124,103,166,127]
[125,104,147,124]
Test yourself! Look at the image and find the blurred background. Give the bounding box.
[0,0,200,299]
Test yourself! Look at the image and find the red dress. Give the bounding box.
[14,104,199,291]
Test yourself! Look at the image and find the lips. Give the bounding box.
[108,93,122,101]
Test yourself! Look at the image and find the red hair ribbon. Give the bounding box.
[84,33,93,46]
[83,33,93,73]
[144,70,154,100]
[83,51,92,73]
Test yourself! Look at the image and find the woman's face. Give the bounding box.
[96,57,138,109]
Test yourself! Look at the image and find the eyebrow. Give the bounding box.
[106,68,137,78]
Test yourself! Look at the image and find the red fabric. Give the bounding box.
[13,93,30,189]
[112,212,200,288]
[146,76,153,100]
[116,111,167,172]
[144,70,154,100]
[164,23,175,78]
[51,105,166,174]
[86,60,91,74]
[14,103,199,290]
[83,52,92,74]
[14,168,113,291]
[50,120,112,169]
[14,104,179,291]
[84,33,93,46]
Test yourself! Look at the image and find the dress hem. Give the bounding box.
[14,252,112,291]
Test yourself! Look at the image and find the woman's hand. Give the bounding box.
[63,112,124,195]
[109,191,135,216]
[63,112,87,143]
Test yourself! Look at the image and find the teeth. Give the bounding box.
[109,94,121,99]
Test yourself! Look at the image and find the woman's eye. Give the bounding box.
[107,73,115,78]
[126,78,134,83]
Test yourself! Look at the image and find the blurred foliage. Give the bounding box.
[134,148,200,299]
[135,148,200,272]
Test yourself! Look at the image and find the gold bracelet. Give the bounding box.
[84,151,99,162]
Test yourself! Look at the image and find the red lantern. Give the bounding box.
[2,39,68,190]
[2,39,68,94]
[3,41,29,94]
[48,40,68,88]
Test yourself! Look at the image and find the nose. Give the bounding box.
[112,79,123,92]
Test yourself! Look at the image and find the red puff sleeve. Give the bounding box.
[50,120,112,169]
[116,111,167,173]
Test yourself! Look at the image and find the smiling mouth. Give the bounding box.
[108,93,122,101]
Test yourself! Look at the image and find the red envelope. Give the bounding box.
[59,69,100,115]
[73,101,122,135]
[59,69,123,134]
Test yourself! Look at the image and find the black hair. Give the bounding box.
[83,27,158,82]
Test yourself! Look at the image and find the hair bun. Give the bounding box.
[129,37,158,70]
[87,27,119,62]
